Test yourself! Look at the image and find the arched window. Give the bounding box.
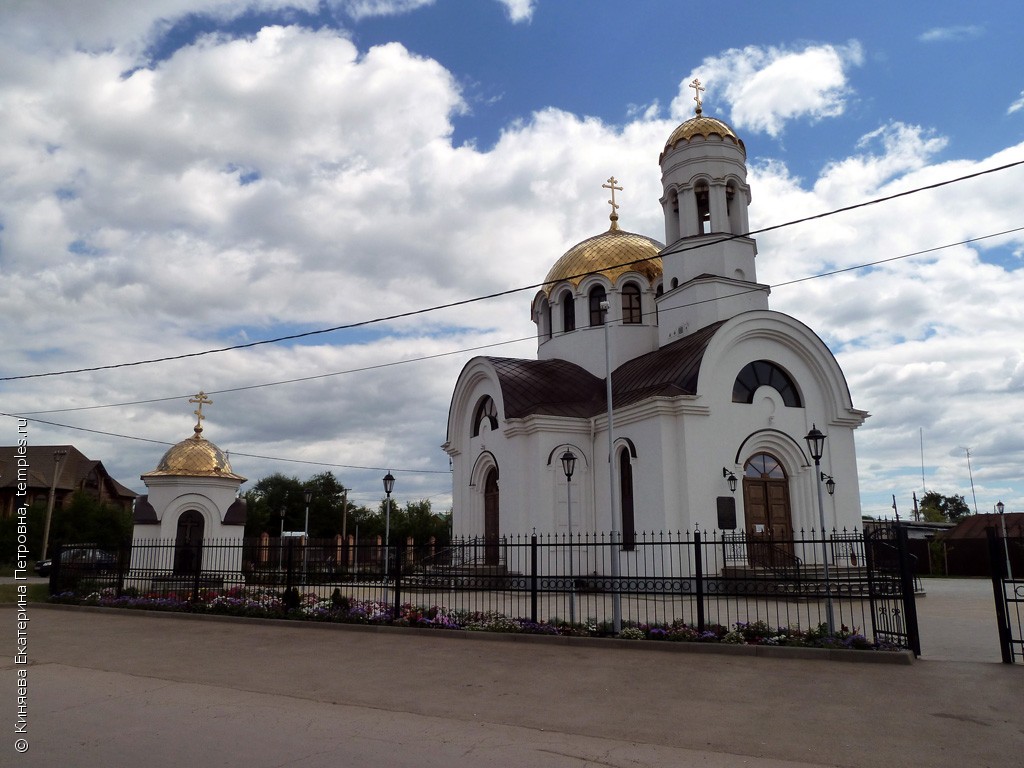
[744,453,787,479]
[589,285,607,326]
[471,395,498,437]
[732,361,802,407]
[621,283,642,324]
[561,290,576,333]
[545,301,553,339]
[619,447,636,550]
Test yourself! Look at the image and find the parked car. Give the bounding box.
[34,546,118,577]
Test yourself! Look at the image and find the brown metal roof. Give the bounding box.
[611,321,724,408]
[487,320,724,419]
[489,358,605,419]
[938,512,1024,540]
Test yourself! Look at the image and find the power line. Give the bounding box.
[9,224,1024,421]
[4,159,1022,384]
[4,223,1022,482]
[0,410,449,476]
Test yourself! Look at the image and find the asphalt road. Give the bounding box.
[2,577,1022,767]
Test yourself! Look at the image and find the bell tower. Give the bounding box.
[656,79,769,345]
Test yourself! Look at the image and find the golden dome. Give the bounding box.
[143,430,246,481]
[542,223,664,297]
[662,115,745,158]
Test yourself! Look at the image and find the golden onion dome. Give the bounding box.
[662,114,745,159]
[542,220,664,298]
[143,428,246,481]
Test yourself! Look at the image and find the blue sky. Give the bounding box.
[1,0,1022,519]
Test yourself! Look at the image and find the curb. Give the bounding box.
[30,602,915,664]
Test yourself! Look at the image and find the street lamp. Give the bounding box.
[996,500,1012,580]
[560,450,577,624]
[303,489,312,580]
[41,449,68,561]
[821,473,836,496]
[383,471,395,580]
[722,467,738,493]
[804,425,834,635]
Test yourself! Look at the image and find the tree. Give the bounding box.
[242,471,351,538]
[919,491,972,523]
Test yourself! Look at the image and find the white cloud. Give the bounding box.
[918,25,984,43]
[673,42,864,137]
[2,8,1023,519]
[496,0,535,23]
[1009,90,1024,115]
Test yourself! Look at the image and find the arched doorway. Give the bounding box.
[174,510,204,575]
[484,468,499,566]
[742,453,793,561]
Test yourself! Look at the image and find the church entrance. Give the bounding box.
[742,453,794,564]
[484,468,500,565]
[173,510,204,575]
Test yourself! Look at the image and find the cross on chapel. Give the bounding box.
[189,391,212,435]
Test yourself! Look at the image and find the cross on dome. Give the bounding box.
[689,77,705,115]
[189,391,212,436]
[603,176,623,230]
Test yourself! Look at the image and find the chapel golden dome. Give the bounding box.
[143,432,246,481]
[542,222,664,297]
[142,392,246,482]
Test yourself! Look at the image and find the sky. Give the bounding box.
[2,0,1023,521]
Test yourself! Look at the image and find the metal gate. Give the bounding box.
[864,523,921,656]
[987,527,1023,664]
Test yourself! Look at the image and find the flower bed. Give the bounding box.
[50,586,896,651]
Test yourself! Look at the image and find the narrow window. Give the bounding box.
[562,291,576,332]
[621,283,642,324]
[589,286,607,326]
[619,448,636,551]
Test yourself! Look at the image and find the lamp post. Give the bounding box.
[997,501,1012,580]
[561,450,577,624]
[279,506,286,569]
[601,300,622,634]
[303,489,312,580]
[340,487,349,573]
[804,425,834,635]
[383,471,395,580]
[41,449,68,561]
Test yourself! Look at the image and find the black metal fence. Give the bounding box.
[987,526,1024,664]
[49,525,920,652]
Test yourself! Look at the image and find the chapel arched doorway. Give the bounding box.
[174,510,204,575]
[742,453,793,561]
[484,468,500,566]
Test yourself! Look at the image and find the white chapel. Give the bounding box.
[444,82,868,552]
[132,393,247,573]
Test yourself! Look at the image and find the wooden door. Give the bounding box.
[743,454,793,562]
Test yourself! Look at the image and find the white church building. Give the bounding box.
[444,85,867,556]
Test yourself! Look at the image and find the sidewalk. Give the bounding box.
[2,580,1022,768]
